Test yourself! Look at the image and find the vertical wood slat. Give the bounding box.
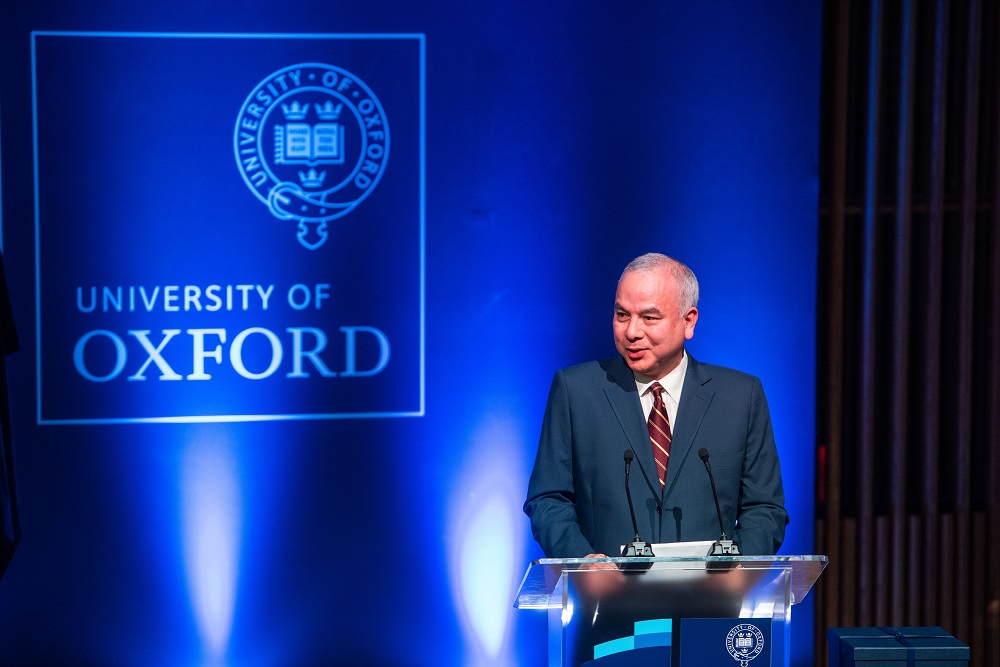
[971,512,986,663]
[989,1,1000,654]
[906,515,921,625]
[843,517,858,630]
[818,0,853,656]
[857,0,884,628]
[938,514,955,633]
[874,517,889,622]
[953,0,981,645]
[920,0,948,628]
[889,0,917,627]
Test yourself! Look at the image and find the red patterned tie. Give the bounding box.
[647,382,672,487]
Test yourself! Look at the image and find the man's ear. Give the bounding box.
[683,307,699,340]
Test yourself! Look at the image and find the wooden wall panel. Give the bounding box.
[816,1,1000,665]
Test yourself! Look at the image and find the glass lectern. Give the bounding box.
[514,555,827,667]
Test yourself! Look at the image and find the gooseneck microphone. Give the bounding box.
[623,450,640,541]
[698,448,741,556]
[621,450,655,564]
[629,447,663,517]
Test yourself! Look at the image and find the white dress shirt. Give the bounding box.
[633,350,688,429]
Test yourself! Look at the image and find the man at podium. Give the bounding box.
[524,253,788,560]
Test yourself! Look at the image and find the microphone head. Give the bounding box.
[624,449,634,463]
[698,448,710,461]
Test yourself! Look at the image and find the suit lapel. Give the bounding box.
[601,357,652,466]
[663,355,714,494]
[601,355,716,501]
[602,357,660,499]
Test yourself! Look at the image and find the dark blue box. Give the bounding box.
[828,627,969,667]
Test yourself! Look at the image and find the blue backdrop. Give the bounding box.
[0,1,821,664]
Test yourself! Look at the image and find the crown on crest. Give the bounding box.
[315,101,344,121]
[281,101,310,121]
[298,168,327,188]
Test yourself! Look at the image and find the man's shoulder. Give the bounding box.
[556,357,626,381]
[687,356,763,391]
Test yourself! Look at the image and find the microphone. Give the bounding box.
[698,448,741,556]
[629,447,664,516]
[621,450,654,565]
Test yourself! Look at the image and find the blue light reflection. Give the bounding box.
[180,432,242,662]
[448,416,525,665]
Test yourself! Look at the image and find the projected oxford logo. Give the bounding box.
[34,33,423,424]
[235,63,389,250]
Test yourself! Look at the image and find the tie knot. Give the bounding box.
[650,382,665,398]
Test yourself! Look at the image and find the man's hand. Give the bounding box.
[580,553,617,570]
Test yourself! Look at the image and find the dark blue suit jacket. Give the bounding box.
[524,354,788,557]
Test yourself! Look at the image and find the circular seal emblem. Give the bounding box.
[234,63,390,250]
[725,623,765,666]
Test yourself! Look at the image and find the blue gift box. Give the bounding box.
[828,627,969,667]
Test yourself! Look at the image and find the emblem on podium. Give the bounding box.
[725,623,765,666]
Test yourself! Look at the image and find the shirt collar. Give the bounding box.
[633,350,688,401]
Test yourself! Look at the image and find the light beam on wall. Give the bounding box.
[448,416,525,665]
[180,431,242,662]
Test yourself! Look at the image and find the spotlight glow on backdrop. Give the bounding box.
[180,433,242,662]
[448,416,525,665]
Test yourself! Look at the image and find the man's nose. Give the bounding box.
[626,318,643,339]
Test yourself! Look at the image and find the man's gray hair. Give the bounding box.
[620,252,700,314]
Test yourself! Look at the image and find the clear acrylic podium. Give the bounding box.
[514,555,827,667]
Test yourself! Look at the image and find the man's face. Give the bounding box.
[613,268,698,380]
